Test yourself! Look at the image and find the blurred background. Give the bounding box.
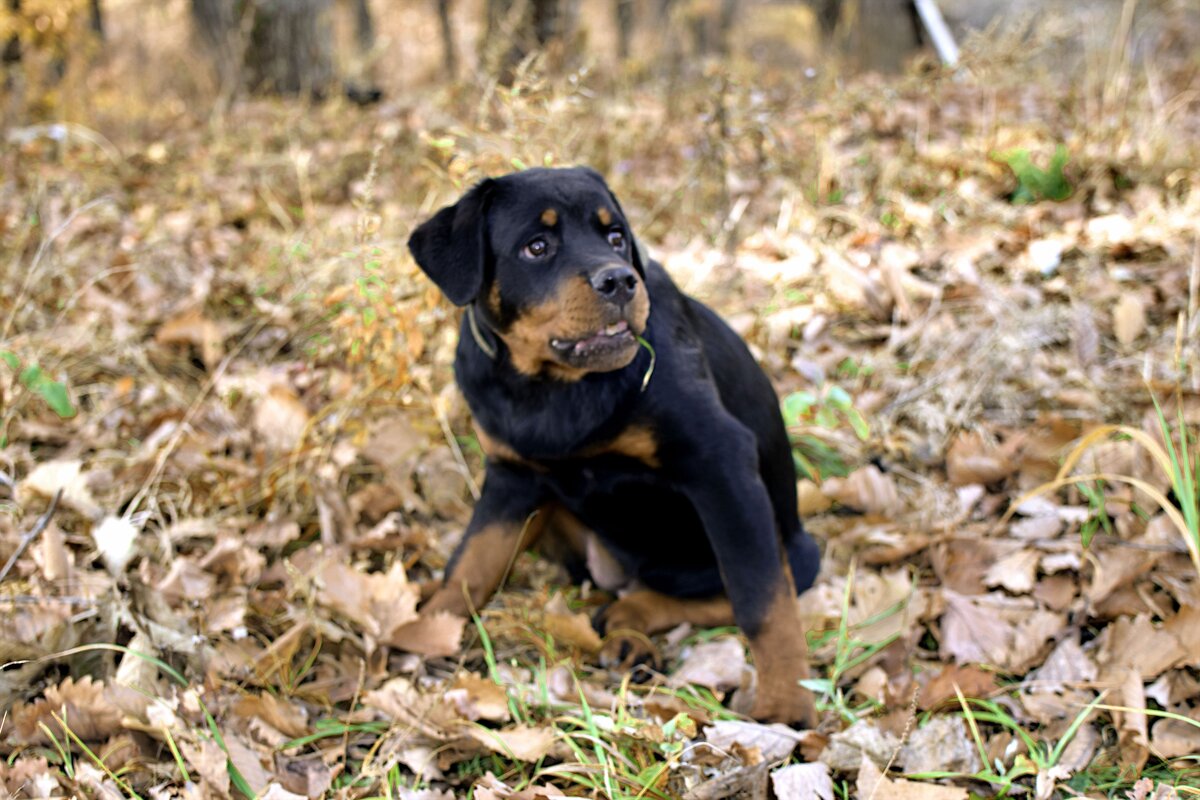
[3,4,1200,797]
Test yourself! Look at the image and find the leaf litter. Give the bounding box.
[1,5,1200,799]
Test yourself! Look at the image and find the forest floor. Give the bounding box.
[2,12,1200,800]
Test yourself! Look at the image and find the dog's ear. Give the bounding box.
[408,179,494,306]
[578,167,647,276]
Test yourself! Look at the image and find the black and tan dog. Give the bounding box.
[408,166,820,725]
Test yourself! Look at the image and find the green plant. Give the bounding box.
[782,382,870,481]
[800,564,904,723]
[1,351,76,419]
[1009,390,1199,574]
[994,145,1072,203]
[906,689,1103,796]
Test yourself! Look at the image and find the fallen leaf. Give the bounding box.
[821,464,901,515]
[466,724,558,762]
[856,754,968,799]
[705,720,804,763]
[1113,669,1149,771]
[945,431,1017,486]
[1112,294,1146,345]
[670,637,746,692]
[254,385,310,452]
[899,716,981,775]
[445,673,511,722]
[155,307,225,368]
[770,762,834,800]
[821,720,899,772]
[387,610,466,656]
[919,664,998,711]
[9,676,123,744]
[19,459,101,518]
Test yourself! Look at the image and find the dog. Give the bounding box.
[407,166,820,725]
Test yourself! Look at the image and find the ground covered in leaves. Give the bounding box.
[3,10,1200,800]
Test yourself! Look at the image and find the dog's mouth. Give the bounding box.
[549,320,637,360]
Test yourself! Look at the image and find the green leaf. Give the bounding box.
[0,351,19,370]
[826,385,852,411]
[37,381,76,418]
[814,406,839,429]
[19,364,43,386]
[782,391,816,426]
[846,408,871,441]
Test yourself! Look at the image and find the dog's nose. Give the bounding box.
[589,265,638,305]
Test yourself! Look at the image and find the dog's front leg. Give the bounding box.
[421,462,548,618]
[675,420,818,727]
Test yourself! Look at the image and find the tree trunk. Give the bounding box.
[615,0,633,60]
[437,0,457,78]
[841,0,921,72]
[481,0,576,82]
[191,0,335,97]
[244,0,334,96]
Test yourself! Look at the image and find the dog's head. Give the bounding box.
[408,167,651,380]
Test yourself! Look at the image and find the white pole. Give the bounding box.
[913,0,960,66]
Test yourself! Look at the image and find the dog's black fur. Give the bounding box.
[408,166,820,724]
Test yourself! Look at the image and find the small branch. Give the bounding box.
[0,489,63,584]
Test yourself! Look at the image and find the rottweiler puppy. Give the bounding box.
[408,166,820,725]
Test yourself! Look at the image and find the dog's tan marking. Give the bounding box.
[745,572,817,726]
[581,426,660,467]
[421,513,549,617]
[541,208,558,226]
[597,207,613,226]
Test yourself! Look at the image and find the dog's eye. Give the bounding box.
[607,229,626,250]
[522,237,549,259]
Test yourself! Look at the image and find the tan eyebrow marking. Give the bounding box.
[541,208,558,226]
[597,207,613,226]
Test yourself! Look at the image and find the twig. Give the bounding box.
[0,470,13,492]
[0,489,63,584]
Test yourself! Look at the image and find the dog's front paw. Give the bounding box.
[748,683,818,728]
[593,600,662,676]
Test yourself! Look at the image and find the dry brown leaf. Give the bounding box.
[10,676,123,744]
[540,595,604,654]
[820,464,901,515]
[466,724,558,762]
[19,459,101,518]
[313,557,420,642]
[939,590,1029,668]
[38,521,69,582]
[155,558,217,603]
[821,720,900,771]
[670,637,746,692]
[1149,715,1200,759]
[919,664,998,711]
[770,762,834,800]
[254,385,310,452]
[233,693,309,739]
[387,610,467,656]
[156,307,225,368]
[0,756,58,796]
[177,737,230,795]
[945,431,1017,486]
[983,547,1039,594]
[224,732,271,796]
[1112,293,1146,345]
[705,720,804,763]
[1097,614,1186,682]
[898,716,981,775]
[1113,669,1150,771]
[856,754,968,799]
[445,673,512,722]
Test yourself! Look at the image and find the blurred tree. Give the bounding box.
[191,0,382,101]
[437,0,457,78]
[482,0,579,81]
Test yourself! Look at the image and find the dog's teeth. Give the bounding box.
[551,338,566,348]
[605,322,627,336]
